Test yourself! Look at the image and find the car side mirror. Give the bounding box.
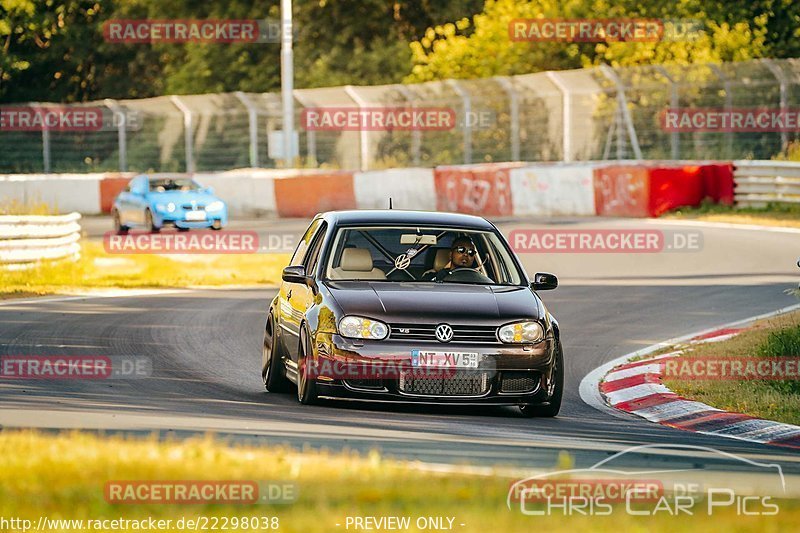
[282,265,309,284]
[531,272,558,291]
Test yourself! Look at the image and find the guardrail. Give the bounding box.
[0,212,82,268]
[733,161,800,207]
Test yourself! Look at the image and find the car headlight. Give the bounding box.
[206,200,224,211]
[498,321,544,344]
[338,316,389,340]
[155,202,176,213]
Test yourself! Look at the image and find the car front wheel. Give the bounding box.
[145,209,160,233]
[112,209,128,234]
[519,340,563,418]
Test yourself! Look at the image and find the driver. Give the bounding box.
[426,236,478,281]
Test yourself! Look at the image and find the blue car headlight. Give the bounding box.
[155,202,176,213]
[206,200,224,211]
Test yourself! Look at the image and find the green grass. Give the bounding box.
[0,241,289,298]
[1,430,799,533]
[0,198,56,215]
[664,201,800,228]
[663,311,800,425]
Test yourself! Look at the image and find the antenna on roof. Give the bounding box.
[388,197,393,210]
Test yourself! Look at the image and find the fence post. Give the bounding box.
[396,84,421,166]
[496,77,520,161]
[292,91,316,167]
[655,66,680,160]
[235,92,260,168]
[33,103,52,173]
[599,65,642,160]
[761,59,789,150]
[170,95,195,173]
[104,99,127,171]
[545,71,572,162]
[344,85,369,171]
[446,79,472,164]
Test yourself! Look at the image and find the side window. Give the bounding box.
[303,222,328,275]
[290,219,322,267]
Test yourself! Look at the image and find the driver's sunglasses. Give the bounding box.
[453,246,476,256]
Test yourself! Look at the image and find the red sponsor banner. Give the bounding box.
[0,106,103,132]
[0,356,112,379]
[435,164,515,216]
[105,481,258,504]
[509,479,664,503]
[648,166,705,217]
[103,231,259,254]
[661,108,800,132]
[663,357,800,380]
[103,20,259,43]
[301,107,456,131]
[509,18,664,42]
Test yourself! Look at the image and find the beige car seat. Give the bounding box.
[330,248,386,280]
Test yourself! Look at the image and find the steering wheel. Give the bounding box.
[438,267,493,284]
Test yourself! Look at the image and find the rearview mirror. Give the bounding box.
[400,234,437,245]
[531,272,558,291]
[282,265,308,284]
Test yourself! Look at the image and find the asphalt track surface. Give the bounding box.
[2,216,799,479]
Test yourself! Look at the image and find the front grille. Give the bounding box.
[181,204,206,211]
[389,323,499,344]
[500,371,540,393]
[399,370,490,396]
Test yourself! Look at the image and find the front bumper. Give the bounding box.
[155,211,227,229]
[310,333,556,405]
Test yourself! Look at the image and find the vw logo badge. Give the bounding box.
[394,254,411,270]
[435,323,454,343]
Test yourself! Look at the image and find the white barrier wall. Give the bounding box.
[193,169,280,217]
[354,168,436,211]
[0,174,102,215]
[509,164,598,216]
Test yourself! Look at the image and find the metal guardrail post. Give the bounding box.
[395,84,422,166]
[104,99,127,171]
[655,66,680,160]
[344,85,369,171]
[761,59,789,150]
[545,71,572,162]
[170,95,195,173]
[496,77,520,161]
[235,92,260,168]
[599,65,642,160]
[446,79,472,164]
[709,64,733,158]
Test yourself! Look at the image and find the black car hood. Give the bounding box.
[325,281,541,323]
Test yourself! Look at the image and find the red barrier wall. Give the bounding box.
[99,174,133,213]
[593,166,650,217]
[434,163,517,216]
[273,172,355,218]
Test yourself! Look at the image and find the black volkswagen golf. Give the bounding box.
[261,210,563,417]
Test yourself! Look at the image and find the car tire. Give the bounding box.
[177,227,190,232]
[145,209,160,233]
[211,220,223,230]
[519,340,563,418]
[262,314,290,393]
[296,326,319,405]
[112,209,128,234]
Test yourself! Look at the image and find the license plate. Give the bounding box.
[185,210,206,221]
[411,350,479,369]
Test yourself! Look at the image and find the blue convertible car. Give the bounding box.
[112,175,228,233]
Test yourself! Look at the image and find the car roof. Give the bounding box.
[319,210,495,230]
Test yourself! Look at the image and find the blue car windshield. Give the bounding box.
[149,178,201,192]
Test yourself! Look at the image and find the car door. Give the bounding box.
[130,176,150,225]
[277,219,325,361]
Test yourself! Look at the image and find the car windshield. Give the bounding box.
[149,178,201,192]
[324,226,524,285]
